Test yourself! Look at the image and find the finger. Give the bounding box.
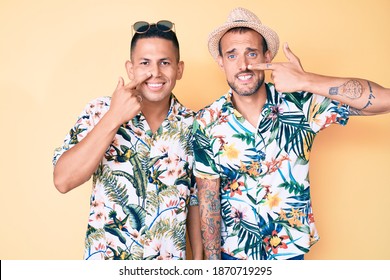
[248,63,276,71]
[126,72,152,90]
[283,42,299,63]
[116,76,124,89]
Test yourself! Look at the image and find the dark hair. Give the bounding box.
[130,24,180,62]
[218,27,268,57]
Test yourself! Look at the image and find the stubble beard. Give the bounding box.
[227,73,264,97]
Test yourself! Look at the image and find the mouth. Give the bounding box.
[145,82,165,91]
[236,72,254,82]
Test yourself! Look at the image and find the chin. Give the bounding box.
[144,93,170,103]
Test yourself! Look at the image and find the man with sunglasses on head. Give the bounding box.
[53,20,203,260]
[193,7,390,260]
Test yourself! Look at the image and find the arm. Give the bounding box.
[53,109,123,193]
[249,43,390,115]
[298,74,390,116]
[186,205,203,259]
[53,74,150,193]
[196,177,221,260]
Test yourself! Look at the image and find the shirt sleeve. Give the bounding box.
[191,110,220,180]
[304,93,350,133]
[52,97,110,166]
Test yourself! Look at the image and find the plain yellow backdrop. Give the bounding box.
[0,0,389,260]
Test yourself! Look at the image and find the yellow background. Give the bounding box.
[1,0,389,260]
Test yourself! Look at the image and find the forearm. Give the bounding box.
[187,205,203,259]
[302,73,390,115]
[53,111,121,193]
[196,177,221,260]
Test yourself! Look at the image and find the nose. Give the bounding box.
[150,63,162,77]
[237,56,249,71]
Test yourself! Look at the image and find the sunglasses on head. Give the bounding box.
[132,20,175,35]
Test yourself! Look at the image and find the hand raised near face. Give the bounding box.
[248,43,307,93]
[108,72,151,126]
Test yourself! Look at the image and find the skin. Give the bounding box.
[53,37,203,259]
[197,177,221,259]
[126,38,184,132]
[217,29,272,127]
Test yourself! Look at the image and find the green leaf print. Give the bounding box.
[193,130,218,174]
[272,112,315,160]
[236,219,262,259]
[123,204,146,231]
[233,132,255,146]
[117,126,131,142]
[104,210,130,245]
[97,165,129,207]
[69,124,87,145]
[129,152,147,199]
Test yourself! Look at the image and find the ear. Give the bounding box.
[125,60,134,80]
[217,56,224,70]
[176,61,184,80]
[264,50,272,63]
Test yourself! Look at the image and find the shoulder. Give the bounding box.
[192,94,230,133]
[195,94,228,119]
[84,96,111,110]
[170,95,196,124]
[266,83,319,110]
[78,96,111,121]
[267,83,313,102]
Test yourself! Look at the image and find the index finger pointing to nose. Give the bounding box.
[248,63,274,71]
[126,72,152,90]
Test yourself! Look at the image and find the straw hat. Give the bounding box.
[208,7,279,61]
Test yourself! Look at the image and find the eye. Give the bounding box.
[227,54,236,59]
[140,61,149,66]
[248,52,257,58]
[160,61,170,66]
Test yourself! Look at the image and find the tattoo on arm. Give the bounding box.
[349,81,376,116]
[329,80,363,99]
[197,177,221,260]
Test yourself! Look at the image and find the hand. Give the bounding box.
[248,43,307,93]
[108,72,151,125]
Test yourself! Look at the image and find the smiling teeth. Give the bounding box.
[148,83,163,87]
[238,75,252,80]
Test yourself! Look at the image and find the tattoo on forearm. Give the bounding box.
[349,81,376,115]
[329,80,363,99]
[361,81,375,109]
[197,177,221,259]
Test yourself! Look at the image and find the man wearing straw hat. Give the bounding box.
[192,7,390,260]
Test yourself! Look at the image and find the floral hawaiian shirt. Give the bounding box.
[192,84,350,260]
[53,94,198,260]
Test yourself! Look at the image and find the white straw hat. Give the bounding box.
[208,7,279,61]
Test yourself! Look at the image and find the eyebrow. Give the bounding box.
[225,48,237,55]
[246,47,258,52]
[138,57,172,62]
[225,47,258,55]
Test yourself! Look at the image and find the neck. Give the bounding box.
[141,97,171,133]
